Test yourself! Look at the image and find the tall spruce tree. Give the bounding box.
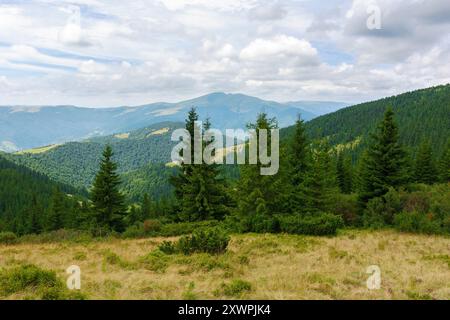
[46,187,65,231]
[236,113,288,217]
[171,110,230,221]
[414,140,438,184]
[26,194,43,234]
[439,140,450,183]
[358,107,408,205]
[299,140,336,213]
[140,193,152,220]
[90,145,127,232]
[337,152,353,194]
[289,116,310,186]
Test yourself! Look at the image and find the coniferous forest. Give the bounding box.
[1,92,449,240]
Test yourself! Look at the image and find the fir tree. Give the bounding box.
[171,111,230,221]
[90,145,127,232]
[46,187,65,231]
[26,194,43,234]
[127,205,141,226]
[289,116,310,187]
[414,140,438,184]
[141,193,152,219]
[337,152,353,194]
[236,113,287,217]
[299,140,336,213]
[358,107,408,205]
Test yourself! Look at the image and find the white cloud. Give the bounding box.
[240,35,318,62]
[0,0,449,106]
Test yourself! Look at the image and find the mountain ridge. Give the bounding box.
[0,92,347,152]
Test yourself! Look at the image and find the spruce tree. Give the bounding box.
[414,140,438,184]
[140,193,152,220]
[299,140,336,213]
[90,145,127,232]
[289,116,309,186]
[337,152,353,194]
[46,187,65,231]
[169,108,198,217]
[171,111,230,221]
[358,107,408,205]
[438,140,450,183]
[26,194,43,234]
[236,113,287,217]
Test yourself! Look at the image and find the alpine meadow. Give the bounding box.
[0,0,449,306]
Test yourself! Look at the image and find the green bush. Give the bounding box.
[0,232,17,245]
[219,279,252,297]
[177,227,230,255]
[140,250,170,273]
[278,213,344,236]
[158,241,177,254]
[161,227,230,255]
[247,213,279,233]
[160,220,219,237]
[0,264,86,300]
[330,193,359,226]
[143,219,162,233]
[394,211,443,234]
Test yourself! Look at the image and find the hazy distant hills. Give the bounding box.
[0,92,345,152]
[5,122,181,192]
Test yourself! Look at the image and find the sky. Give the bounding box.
[0,0,449,107]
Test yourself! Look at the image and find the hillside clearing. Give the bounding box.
[0,230,448,300]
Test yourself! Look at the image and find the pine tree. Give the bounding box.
[236,113,287,217]
[140,193,152,220]
[171,111,230,221]
[169,108,198,218]
[299,140,336,213]
[337,152,353,194]
[127,205,141,226]
[289,116,309,187]
[358,107,408,205]
[438,140,450,183]
[26,194,43,234]
[90,145,127,232]
[46,187,65,231]
[414,140,438,184]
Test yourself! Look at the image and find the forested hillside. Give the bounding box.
[0,156,84,233]
[282,84,450,156]
[6,122,181,191]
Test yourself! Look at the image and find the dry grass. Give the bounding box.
[0,230,449,300]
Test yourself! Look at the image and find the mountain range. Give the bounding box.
[0,92,347,152]
[2,84,448,202]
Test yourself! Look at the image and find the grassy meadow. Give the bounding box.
[0,230,449,300]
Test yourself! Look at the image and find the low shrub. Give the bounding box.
[140,250,170,273]
[330,193,359,225]
[0,264,86,300]
[158,241,177,254]
[247,214,279,233]
[177,227,230,255]
[0,232,17,245]
[102,250,134,269]
[143,219,162,233]
[219,279,252,297]
[159,220,219,237]
[278,213,344,236]
[394,211,443,235]
[159,227,230,255]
